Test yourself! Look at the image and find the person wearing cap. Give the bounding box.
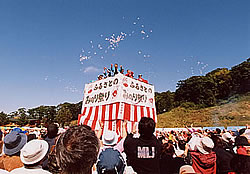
[0,131,27,172]
[0,130,3,156]
[185,136,216,174]
[221,132,234,154]
[124,117,162,174]
[10,139,51,174]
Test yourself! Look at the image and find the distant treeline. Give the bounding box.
[0,58,249,126]
[155,58,250,114]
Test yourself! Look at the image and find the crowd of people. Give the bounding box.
[97,64,148,84]
[0,120,249,174]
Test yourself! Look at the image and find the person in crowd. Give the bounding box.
[10,139,51,174]
[125,70,134,78]
[124,117,162,174]
[137,74,148,84]
[231,135,250,173]
[213,136,234,174]
[27,134,37,142]
[42,124,58,170]
[0,131,27,172]
[221,132,234,154]
[103,67,112,78]
[119,65,124,74]
[98,75,104,80]
[0,130,3,157]
[179,165,196,174]
[55,125,100,174]
[97,130,125,174]
[185,136,216,174]
[160,143,185,174]
[112,63,119,76]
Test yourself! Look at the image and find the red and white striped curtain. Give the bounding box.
[78,102,157,133]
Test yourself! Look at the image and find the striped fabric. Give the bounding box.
[78,102,157,133]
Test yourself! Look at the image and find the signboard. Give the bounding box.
[83,73,155,108]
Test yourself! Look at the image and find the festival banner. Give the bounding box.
[82,73,155,108]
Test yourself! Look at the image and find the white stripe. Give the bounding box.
[118,102,124,119]
[137,106,141,122]
[112,103,116,120]
[130,105,135,122]
[104,104,110,120]
[149,107,153,119]
[144,107,147,117]
[89,106,96,121]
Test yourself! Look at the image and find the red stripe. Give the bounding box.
[91,106,99,130]
[101,105,106,121]
[146,107,150,118]
[78,107,87,125]
[124,103,131,120]
[134,105,138,122]
[140,106,144,118]
[83,107,93,125]
[108,104,113,130]
[115,103,119,119]
[152,108,156,122]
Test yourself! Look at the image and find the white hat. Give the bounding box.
[179,165,196,174]
[196,137,214,154]
[222,132,234,143]
[102,130,118,146]
[20,139,49,165]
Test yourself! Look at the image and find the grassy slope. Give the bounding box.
[157,94,250,128]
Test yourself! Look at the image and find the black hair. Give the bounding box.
[56,125,100,174]
[47,124,58,139]
[239,128,246,135]
[216,128,221,134]
[27,134,37,142]
[138,117,155,139]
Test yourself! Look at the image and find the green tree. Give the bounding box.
[175,76,217,107]
[17,108,28,126]
[0,112,9,126]
[155,91,175,114]
[206,68,232,99]
[230,58,250,94]
[56,104,73,127]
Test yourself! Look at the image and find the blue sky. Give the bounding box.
[0,0,249,113]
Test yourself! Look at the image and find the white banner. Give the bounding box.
[83,73,155,108]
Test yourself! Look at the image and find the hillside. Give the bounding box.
[157,94,250,128]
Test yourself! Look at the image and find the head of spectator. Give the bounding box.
[215,128,221,135]
[20,139,48,166]
[222,132,234,143]
[239,128,246,136]
[138,117,156,139]
[102,130,118,147]
[27,134,37,142]
[4,131,27,156]
[235,136,249,146]
[196,136,214,154]
[47,124,58,139]
[55,125,100,174]
[0,130,2,141]
[161,143,175,157]
[114,63,118,68]
[179,165,196,174]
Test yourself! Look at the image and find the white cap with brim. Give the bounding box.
[4,131,27,156]
[102,130,118,146]
[222,132,234,143]
[196,136,214,154]
[20,139,49,165]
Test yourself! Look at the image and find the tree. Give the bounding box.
[56,104,73,127]
[155,91,175,114]
[206,68,232,99]
[230,58,250,94]
[0,112,9,126]
[175,76,217,107]
[17,108,28,126]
